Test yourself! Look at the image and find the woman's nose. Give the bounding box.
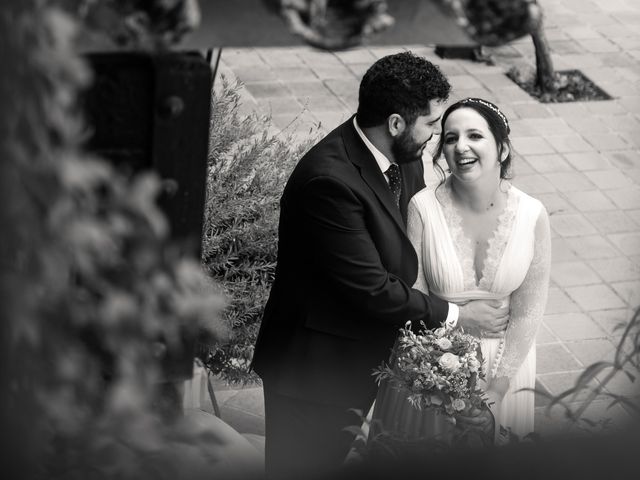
[455,138,467,152]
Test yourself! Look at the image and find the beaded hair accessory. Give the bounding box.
[460,97,510,133]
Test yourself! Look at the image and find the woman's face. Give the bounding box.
[442,107,503,184]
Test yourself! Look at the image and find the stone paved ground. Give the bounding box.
[208,0,640,440]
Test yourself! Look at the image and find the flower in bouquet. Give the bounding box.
[374,321,488,419]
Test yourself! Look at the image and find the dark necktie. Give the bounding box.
[386,163,402,208]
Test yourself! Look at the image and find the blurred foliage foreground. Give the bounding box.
[0,2,267,479]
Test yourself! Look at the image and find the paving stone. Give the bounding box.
[589,309,633,337]
[584,210,639,234]
[588,257,640,283]
[599,79,640,97]
[512,156,535,175]
[619,130,640,149]
[605,150,640,169]
[599,114,640,133]
[581,38,622,53]
[525,118,575,136]
[547,102,589,118]
[618,96,640,114]
[346,63,369,80]
[563,151,613,171]
[549,40,586,55]
[563,115,611,135]
[545,287,582,314]
[512,137,556,156]
[299,50,344,67]
[509,119,540,137]
[545,172,596,192]
[312,111,351,132]
[584,132,631,151]
[566,284,627,311]
[258,48,309,67]
[627,209,640,227]
[577,397,634,429]
[537,371,603,401]
[285,80,332,97]
[583,169,634,190]
[544,312,609,341]
[309,64,356,80]
[551,261,602,286]
[605,187,640,210]
[323,78,359,98]
[245,81,293,99]
[231,65,277,83]
[474,72,518,91]
[564,190,617,212]
[259,96,306,116]
[546,135,594,154]
[551,237,579,261]
[565,338,617,366]
[536,323,559,344]
[550,213,598,237]
[447,74,483,90]
[367,46,408,59]
[273,66,318,81]
[298,95,349,113]
[511,174,556,194]
[493,86,536,103]
[564,25,605,40]
[565,235,621,259]
[221,49,265,67]
[610,280,640,307]
[585,101,627,115]
[536,343,583,374]
[538,193,574,215]
[332,49,376,64]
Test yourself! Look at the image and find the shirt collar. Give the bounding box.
[353,117,393,176]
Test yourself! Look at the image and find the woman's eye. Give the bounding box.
[470,133,483,139]
[444,136,457,144]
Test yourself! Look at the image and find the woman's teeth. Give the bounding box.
[458,158,476,165]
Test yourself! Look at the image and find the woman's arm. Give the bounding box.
[487,205,551,398]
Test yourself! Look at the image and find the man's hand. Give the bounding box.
[458,299,509,338]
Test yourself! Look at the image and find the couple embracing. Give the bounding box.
[251,51,551,479]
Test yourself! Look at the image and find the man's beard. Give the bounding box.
[391,130,428,165]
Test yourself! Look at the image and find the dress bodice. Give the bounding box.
[408,183,541,303]
[407,182,551,381]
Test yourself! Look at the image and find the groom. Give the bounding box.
[251,52,508,478]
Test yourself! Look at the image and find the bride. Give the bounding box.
[371,97,551,443]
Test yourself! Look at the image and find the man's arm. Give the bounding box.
[300,175,448,326]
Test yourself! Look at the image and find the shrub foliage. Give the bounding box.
[200,78,319,384]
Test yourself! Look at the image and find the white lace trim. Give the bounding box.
[437,182,518,291]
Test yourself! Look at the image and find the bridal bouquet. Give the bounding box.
[374,321,488,418]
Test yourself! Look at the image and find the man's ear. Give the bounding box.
[387,114,406,138]
[500,142,510,163]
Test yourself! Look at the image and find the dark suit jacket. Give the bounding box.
[251,117,449,411]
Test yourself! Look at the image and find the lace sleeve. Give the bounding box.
[406,198,429,295]
[494,205,551,380]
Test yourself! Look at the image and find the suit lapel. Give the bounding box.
[341,117,406,230]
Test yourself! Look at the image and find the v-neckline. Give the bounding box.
[437,181,517,290]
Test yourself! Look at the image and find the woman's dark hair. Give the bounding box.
[356,51,451,128]
[432,97,514,184]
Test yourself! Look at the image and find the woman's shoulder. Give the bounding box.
[410,185,440,208]
[509,184,548,228]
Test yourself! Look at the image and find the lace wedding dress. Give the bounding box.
[370,181,551,442]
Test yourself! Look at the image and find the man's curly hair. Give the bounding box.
[356,51,451,128]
